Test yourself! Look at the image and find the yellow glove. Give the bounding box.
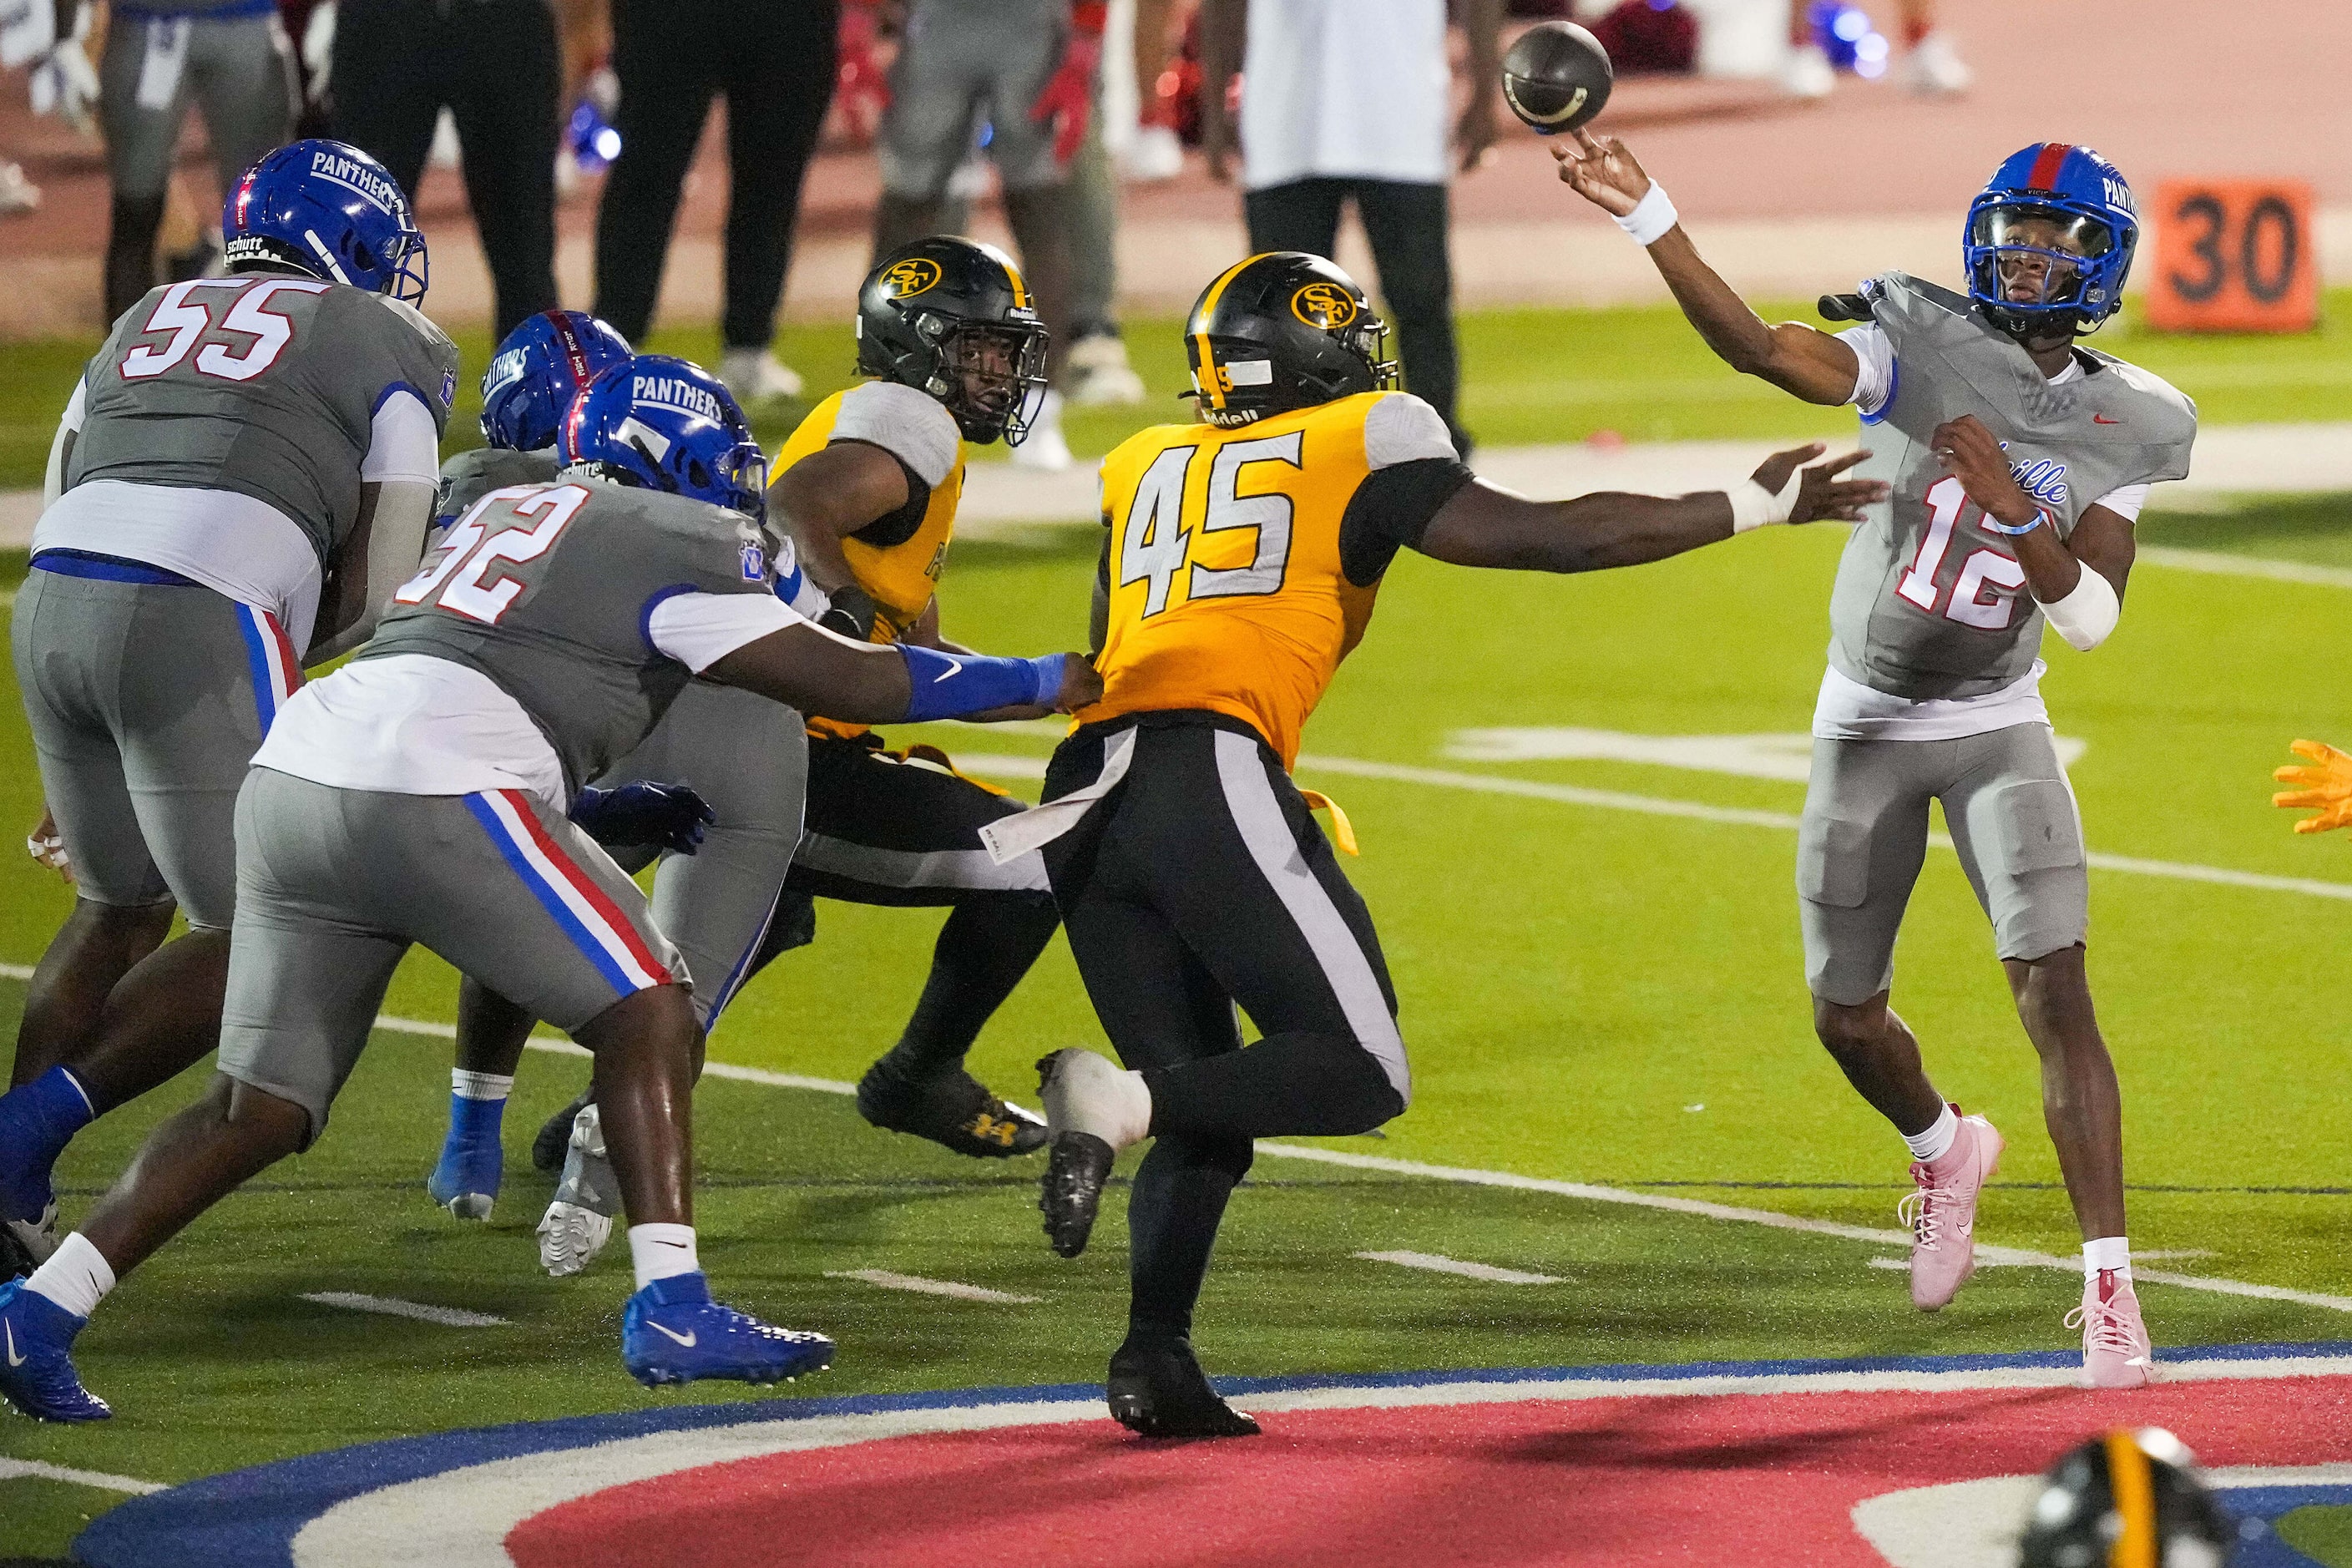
[2272,739,2352,834]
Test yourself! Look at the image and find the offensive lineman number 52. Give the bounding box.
[1118,431,1303,618]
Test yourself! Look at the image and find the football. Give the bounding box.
[1500,20,1614,134]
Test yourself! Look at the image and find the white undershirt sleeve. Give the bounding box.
[43,378,87,510]
[647,591,805,673]
[1361,392,1460,469]
[361,387,444,487]
[1839,324,1895,419]
[2086,482,2149,523]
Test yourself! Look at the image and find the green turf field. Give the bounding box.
[3,470,2352,1555]
[5,290,2351,488]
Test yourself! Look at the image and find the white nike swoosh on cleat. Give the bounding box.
[4,1322,23,1368]
[933,655,964,683]
[647,1321,697,1348]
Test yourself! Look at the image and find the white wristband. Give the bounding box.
[1614,182,1679,246]
[2038,565,2120,651]
[1727,474,1798,534]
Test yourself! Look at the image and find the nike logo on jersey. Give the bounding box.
[4,1321,23,1368]
[647,1321,698,1348]
[2092,414,2122,424]
[933,655,964,683]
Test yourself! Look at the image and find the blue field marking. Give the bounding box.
[73,1338,2352,1568]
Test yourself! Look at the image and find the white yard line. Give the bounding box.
[0,1457,165,1495]
[2137,545,2352,590]
[298,1292,509,1328]
[943,751,2352,905]
[1259,1141,2352,1314]
[1355,1250,1561,1285]
[823,1269,1041,1304]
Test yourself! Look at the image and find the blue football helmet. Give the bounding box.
[1964,143,2138,340]
[481,311,633,452]
[223,139,428,303]
[559,354,769,521]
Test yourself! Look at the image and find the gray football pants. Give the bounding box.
[881,0,1070,195]
[594,680,807,1029]
[220,768,684,1143]
[100,11,295,202]
[1798,722,2090,1006]
[13,568,301,928]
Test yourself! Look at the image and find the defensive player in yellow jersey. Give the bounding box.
[1005,252,1886,1438]
[753,236,1068,1155]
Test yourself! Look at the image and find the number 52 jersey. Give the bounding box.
[1828,272,2196,702]
[1082,390,1471,770]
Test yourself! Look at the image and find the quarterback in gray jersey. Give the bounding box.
[0,139,450,1283]
[1559,134,2192,1387]
[3,357,1101,1419]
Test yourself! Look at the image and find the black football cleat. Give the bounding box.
[857,1063,1049,1159]
[1039,1132,1115,1258]
[1107,1338,1260,1440]
[532,1089,594,1176]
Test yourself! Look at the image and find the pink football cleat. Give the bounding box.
[1898,1108,2003,1312]
[2069,1268,2155,1388]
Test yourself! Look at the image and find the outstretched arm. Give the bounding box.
[706,621,1100,725]
[1414,442,1886,573]
[1553,130,1862,407]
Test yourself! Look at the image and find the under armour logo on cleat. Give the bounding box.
[4,1322,23,1368]
[2092,414,2122,424]
[647,1321,698,1348]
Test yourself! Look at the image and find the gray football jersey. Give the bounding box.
[359,482,778,794]
[437,446,557,529]
[68,276,459,569]
[1826,273,2196,701]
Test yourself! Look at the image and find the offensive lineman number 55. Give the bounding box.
[1119,430,1303,618]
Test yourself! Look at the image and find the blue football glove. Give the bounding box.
[569,781,715,855]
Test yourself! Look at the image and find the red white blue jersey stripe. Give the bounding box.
[463,789,674,997]
[233,604,303,734]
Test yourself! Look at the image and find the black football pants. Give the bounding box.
[593,0,838,351]
[331,0,560,339]
[1244,176,1467,455]
[1040,713,1409,1344]
[744,732,1061,1077]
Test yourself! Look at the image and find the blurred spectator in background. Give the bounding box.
[1200,0,1495,455]
[594,0,837,406]
[1785,0,1968,99]
[871,0,1102,470]
[328,0,560,339]
[57,0,295,323]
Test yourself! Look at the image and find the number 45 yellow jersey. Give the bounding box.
[1079,389,1470,769]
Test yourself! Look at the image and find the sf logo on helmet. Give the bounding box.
[883,258,943,299]
[1291,283,1358,330]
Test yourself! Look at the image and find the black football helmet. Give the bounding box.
[1183,252,1399,427]
[856,236,1050,446]
[2018,1429,2235,1568]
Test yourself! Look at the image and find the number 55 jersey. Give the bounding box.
[1827,271,2195,707]
[1082,389,1470,769]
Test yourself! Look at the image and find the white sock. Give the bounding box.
[451,1070,514,1100]
[26,1232,116,1320]
[628,1223,700,1288]
[2083,1235,2131,1281]
[1902,1103,1960,1163]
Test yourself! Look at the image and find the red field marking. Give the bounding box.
[507,1375,2352,1567]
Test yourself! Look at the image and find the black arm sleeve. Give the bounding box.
[1337,457,1479,587]
[830,439,933,548]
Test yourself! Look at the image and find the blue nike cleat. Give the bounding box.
[0,1279,110,1423]
[620,1272,834,1388]
[426,1125,503,1221]
[0,1067,91,1230]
